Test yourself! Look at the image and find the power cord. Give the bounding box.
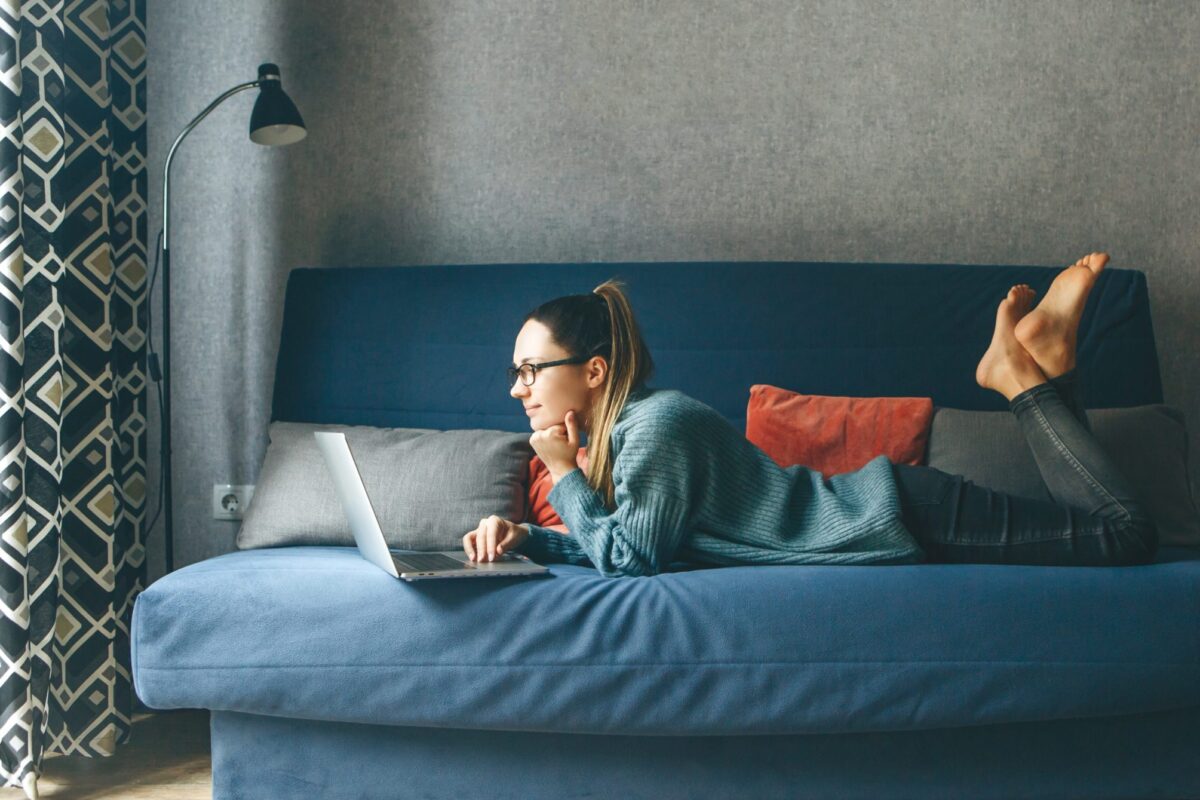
[142,228,166,539]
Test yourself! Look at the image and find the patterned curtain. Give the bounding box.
[0,0,147,796]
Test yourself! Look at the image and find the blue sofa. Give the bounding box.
[132,261,1200,800]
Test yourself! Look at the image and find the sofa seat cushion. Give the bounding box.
[132,545,1200,736]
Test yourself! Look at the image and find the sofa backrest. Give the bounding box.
[270,261,1162,433]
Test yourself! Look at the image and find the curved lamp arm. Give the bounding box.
[162,79,260,248]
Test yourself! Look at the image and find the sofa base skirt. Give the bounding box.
[211,705,1200,800]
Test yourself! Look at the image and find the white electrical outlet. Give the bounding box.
[213,484,255,520]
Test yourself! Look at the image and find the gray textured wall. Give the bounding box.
[145,0,1200,585]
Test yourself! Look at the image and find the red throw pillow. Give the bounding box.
[526,447,590,529]
[746,385,934,476]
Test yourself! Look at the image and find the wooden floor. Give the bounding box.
[0,709,211,799]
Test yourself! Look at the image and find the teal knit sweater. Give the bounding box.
[517,386,926,578]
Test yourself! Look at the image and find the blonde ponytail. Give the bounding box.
[584,279,654,509]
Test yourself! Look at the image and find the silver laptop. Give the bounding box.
[313,431,550,582]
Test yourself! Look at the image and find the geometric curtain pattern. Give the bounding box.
[0,0,146,794]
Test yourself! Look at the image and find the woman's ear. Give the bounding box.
[585,356,607,388]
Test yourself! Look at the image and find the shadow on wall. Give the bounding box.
[277,1,439,271]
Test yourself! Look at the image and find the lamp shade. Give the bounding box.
[249,63,306,145]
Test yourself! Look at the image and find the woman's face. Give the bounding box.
[510,319,607,433]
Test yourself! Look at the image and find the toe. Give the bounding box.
[1090,252,1109,270]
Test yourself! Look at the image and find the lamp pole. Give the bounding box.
[152,63,305,573]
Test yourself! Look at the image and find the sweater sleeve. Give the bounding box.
[517,522,593,567]
[530,424,697,577]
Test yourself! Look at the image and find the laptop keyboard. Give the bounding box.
[392,552,473,571]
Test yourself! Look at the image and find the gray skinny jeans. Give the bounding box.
[892,369,1159,566]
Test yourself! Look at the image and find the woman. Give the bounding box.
[463,252,1158,578]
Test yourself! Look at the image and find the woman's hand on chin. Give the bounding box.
[530,408,581,481]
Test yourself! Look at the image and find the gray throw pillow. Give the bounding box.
[926,405,1200,548]
[236,421,534,551]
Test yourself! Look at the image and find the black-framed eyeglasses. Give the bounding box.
[507,356,591,387]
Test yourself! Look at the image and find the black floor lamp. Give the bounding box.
[150,63,306,574]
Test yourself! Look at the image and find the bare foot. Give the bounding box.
[976,284,1050,401]
[1013,252,1108,379]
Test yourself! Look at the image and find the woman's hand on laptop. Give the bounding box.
[464,516,530,563]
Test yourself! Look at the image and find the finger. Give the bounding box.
[496,525,514,556]
[491,519,506,561]
[479,519,490,562]
[471,518,487,560]
[463,530,476,561]
[491,519,509,560]
[470,529,481,561]
[485,519,499,561]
